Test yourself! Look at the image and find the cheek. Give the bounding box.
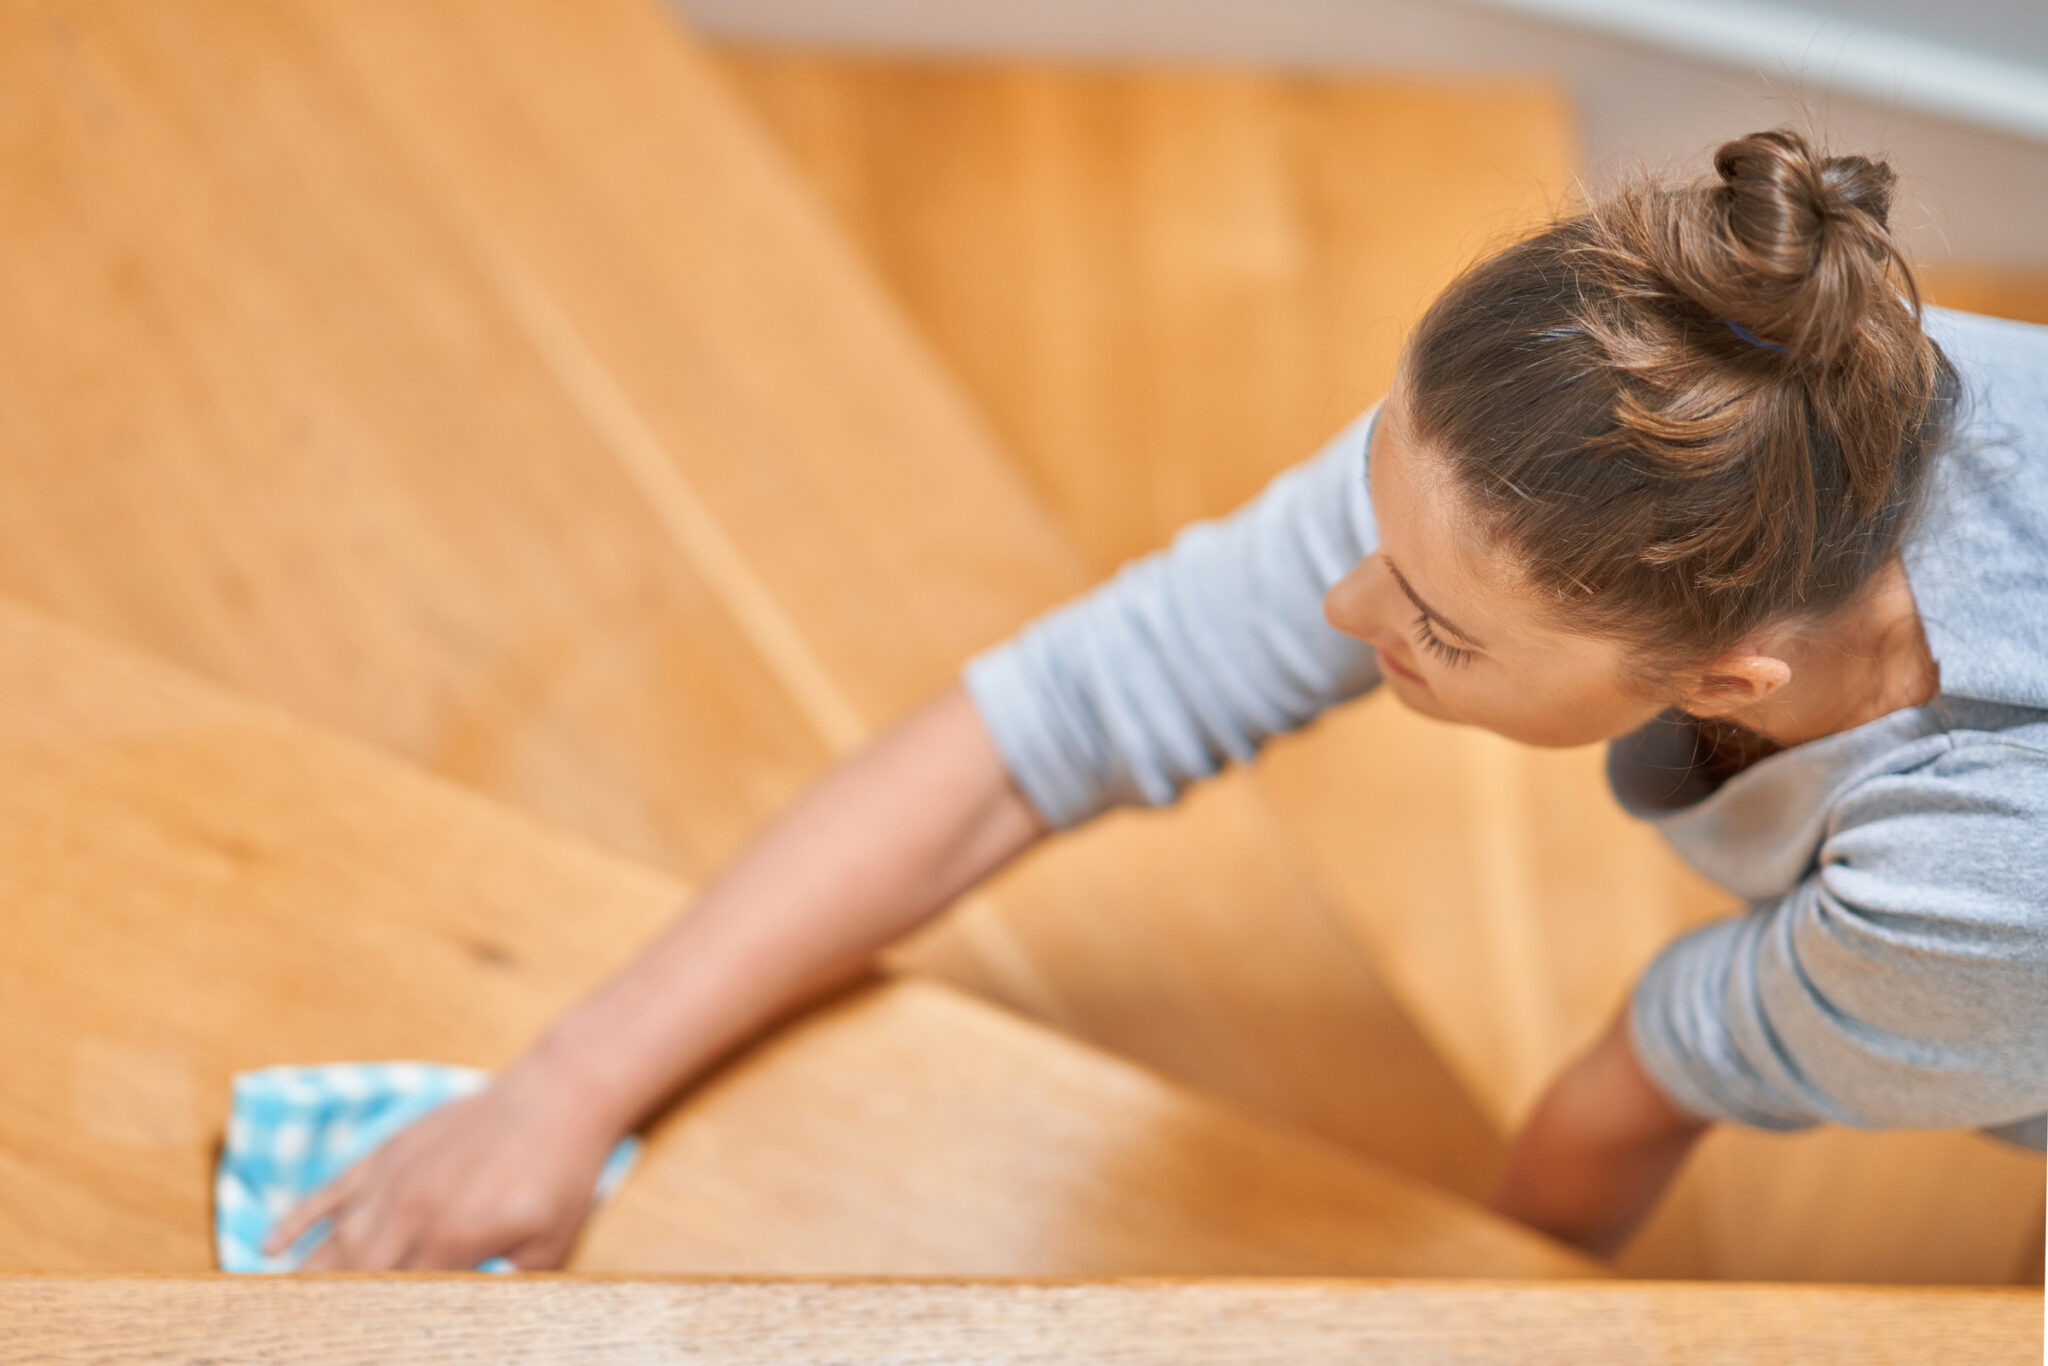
[1466,668,1630,746]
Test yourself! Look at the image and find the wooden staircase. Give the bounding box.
[0,0,2038,1353]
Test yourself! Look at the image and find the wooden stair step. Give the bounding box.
[0,0,1501,1195]
[0,598,1590,1279]
[5,1277,2038,1363]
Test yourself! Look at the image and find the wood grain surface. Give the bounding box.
[0,0,1502,1198]
[2,1276,2037,1364]
[0,598,1593,1279]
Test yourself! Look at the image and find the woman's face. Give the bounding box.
[1321,375,1678,748]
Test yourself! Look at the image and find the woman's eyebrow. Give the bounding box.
[1385,560,1488,649]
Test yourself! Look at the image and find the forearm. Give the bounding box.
[515,680,1048,1137]
[1487,1008,1713,1258]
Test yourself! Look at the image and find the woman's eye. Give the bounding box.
[1412,611,1476,668]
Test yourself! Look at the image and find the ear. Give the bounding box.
[1682,651,1793,714]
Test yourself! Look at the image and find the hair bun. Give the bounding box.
[1715,126,1896,236]
[1660,127,1916,366]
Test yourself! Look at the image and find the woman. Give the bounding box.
[266,127,2048,1270]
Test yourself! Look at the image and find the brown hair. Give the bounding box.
[1399,124,1964,697]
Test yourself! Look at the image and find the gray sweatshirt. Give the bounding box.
[961,303,2048,1152]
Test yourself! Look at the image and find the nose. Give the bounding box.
[1322,581,1361,639]
[1324,559,1409,657]
[1322,558,1379,641]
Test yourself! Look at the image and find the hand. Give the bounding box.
[261,1060,623,1272]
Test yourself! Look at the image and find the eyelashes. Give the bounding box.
[1411,610,1477,669]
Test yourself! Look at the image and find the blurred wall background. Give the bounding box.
[675,0,2048,269]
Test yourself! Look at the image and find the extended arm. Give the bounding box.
[523,680,1049,1140]
[266,680,1049,1270]
[268,402,1393,1270]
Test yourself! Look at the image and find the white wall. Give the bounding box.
[676,0,2048,269]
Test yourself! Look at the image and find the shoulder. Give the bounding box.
[1629,712,2048,1133]
[1828,728,2048,836]
[1819,732,2048,944]
[1828,729,2048,840]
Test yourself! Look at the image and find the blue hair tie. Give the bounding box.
[1723,317,1788,353]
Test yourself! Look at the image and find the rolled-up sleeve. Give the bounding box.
[961,404,1385,830]
[1629,739,2048,1133]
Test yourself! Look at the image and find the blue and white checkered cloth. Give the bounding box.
[216,1061,640,1273]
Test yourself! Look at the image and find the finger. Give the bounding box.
[394,1205,484,1272]
[401,1229,490,1273]
[332,1181,422,1273]
[297,1193,408,1273]
[502,1227,574,1273]
[297,1233,338,1272]
[263,1162,369,1256]
[296,1216,350,1272]
[506,1196,594,1273]
[350,1215,422,1274]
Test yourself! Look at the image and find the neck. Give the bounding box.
[1714,556,1940,750]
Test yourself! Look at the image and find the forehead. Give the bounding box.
[1367,385,1619,669]
[1367,394,1501,604]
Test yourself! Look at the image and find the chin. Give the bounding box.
[1488,713,1629,749]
